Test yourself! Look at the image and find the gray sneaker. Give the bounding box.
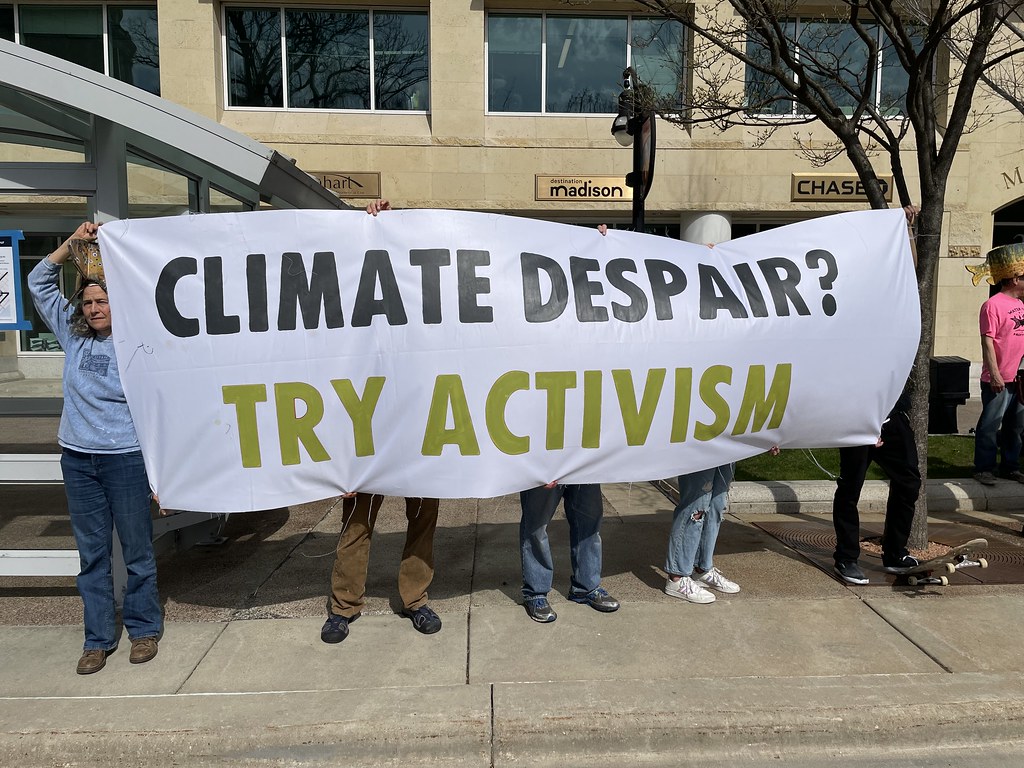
[974,471,998,486]
[524,596,557,623]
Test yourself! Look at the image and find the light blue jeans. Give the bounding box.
[520,484,603,600]
[665,464,734,577]
[61,449,162,650]
[973,382,1024,474]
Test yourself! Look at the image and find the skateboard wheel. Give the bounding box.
[944,562,956,574]
[908,576,919,586]
[939,576,949,586]
[979,558,988,569]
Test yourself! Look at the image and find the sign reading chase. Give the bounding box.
[536,175,633,202]
[312,172,381,199]
[791,174,893,202]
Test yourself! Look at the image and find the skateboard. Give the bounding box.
[896,538,988,586]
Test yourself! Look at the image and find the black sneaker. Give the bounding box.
[834,561,869,585]
[523,596,557,623]
[401,605,442,634]
[882,553,920,573]
[321,612,359,644]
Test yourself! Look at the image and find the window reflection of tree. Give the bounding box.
[227,9,283,107]
[491,78,524,111]
[374,13,428,110]
[565,89,609,112]
[287,10,369,109]
[108,9,160,95]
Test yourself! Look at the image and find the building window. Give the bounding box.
[226,7,429,111]
[18,236,73,354]
[107,6,161,95]
[19,5,105,72]
[11,4,159,94]
[1,5,14,41]
[602,221,681,239]
[631,18,685,111]
[745,18,915,117]
[993,199,1024,250]
[486,13,685,114]
[731,221,789,239]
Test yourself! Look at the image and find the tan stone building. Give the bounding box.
[2,0,1022,387]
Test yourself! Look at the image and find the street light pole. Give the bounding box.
[630,112,646,233]
[610,67,656,232]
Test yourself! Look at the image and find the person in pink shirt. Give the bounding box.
[967,243,1024,485]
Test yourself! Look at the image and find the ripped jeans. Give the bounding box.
[665,464,734,577]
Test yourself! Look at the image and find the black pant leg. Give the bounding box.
[833,445,872,563]
[873,412,922,558]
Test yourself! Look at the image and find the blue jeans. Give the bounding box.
[973,382,1024,474]
[665,464,734,577]
[61,449,162,650]
[520,484,604,599]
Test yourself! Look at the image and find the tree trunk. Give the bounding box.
[907,198,944,549]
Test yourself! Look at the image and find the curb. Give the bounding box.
[728,478,1024,516]
[3,673,1024,767]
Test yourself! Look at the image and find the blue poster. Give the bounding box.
[0,230,30,330]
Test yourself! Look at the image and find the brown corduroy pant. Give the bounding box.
[328,493,439,618]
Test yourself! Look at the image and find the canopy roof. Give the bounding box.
[0,39,347,216]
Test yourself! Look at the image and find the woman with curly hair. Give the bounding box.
[28,221,161,675]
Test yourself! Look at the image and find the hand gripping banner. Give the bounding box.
[98,209,919,512]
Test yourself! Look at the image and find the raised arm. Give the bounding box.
[27,221,99,345]
[46,221,99,265]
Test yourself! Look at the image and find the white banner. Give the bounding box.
[99,209,919,512]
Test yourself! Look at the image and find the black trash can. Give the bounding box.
[928,355,970,434]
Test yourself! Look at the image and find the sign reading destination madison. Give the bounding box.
[536,176,633,201]
[99,209,918,513]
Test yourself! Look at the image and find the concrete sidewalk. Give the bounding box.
[3,482,1024,766]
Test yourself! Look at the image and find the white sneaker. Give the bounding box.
[664,576,716,604]
[697,567,740,594]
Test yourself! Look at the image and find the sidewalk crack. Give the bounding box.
[466,497,480,686]
[174,622,229,694]
[237,497,339,613]
[489,683,496,768]
[864,599,954,673]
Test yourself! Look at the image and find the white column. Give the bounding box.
[680,212,732,245]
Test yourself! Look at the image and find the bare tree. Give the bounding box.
[625,0,1024,545]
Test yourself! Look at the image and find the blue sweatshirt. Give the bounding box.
[28,259,140,454]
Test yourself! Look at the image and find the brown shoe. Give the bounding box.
[129,637,158,664]
[76,649,107,675]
